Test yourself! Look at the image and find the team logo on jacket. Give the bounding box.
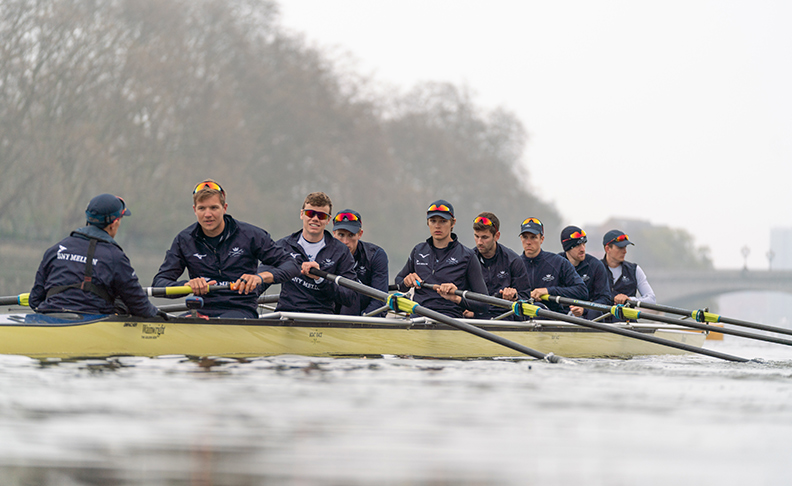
[446,257,459,265]
[193,253,207,260]
[542,274,555,282]
[419,253,430,259]
[58,245,67,254]
[229,247,244,257]
[321,258,335,268]
[621,276,631,283]
[416,253,429,266]
[581,274,590,282]
[289,252,300,259]
[497,270,508,279]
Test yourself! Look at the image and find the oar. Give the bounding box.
[544,295,792,348]
[144,284,231,298]
[0,285,232,308]
[420,284,749,363]
[626,300,792,338]
[308,268,564,363]
[0,293,29,306]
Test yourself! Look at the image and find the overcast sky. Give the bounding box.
[277,0,792,270]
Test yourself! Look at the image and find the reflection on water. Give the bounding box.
[1,340,792,486]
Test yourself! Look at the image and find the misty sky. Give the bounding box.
[278,0,792,269]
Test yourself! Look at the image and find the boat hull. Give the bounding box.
[0,311,706,360]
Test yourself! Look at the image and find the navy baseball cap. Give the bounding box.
[603,229,634,248]
[561,225,587,252]
[427,200,454,220]
[333,209,362,234]
[520,217,544,236]
[86,194,130,226]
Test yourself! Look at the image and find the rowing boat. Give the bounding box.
[0,310,705,359]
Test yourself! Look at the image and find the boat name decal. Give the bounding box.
[142,324,165,339]
[123,322,137,327]
[541,274,555,282]
[309,330,323,344]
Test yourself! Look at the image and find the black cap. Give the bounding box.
[519,217,544,236]
[427,200,454,220]
[333,209,362,234]
[86,194,130,226]
[603,229,634,248]
[561,225,587,252]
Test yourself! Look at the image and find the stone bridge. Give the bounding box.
[649,269,792,306]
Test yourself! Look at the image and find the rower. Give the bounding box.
[331,209,389,317]
[463,211,531,319]
[395,199,489,318]
[558,225,612,319]
[272,192,359,314]
[518,217,588,314]
[601,229,656,306]
[29,194,162,318]
[152,179,299,318]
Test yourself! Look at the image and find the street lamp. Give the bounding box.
[741,245,750,270]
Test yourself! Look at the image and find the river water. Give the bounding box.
[1,335,791,485]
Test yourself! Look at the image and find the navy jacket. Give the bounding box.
[153,215,299,318]
[559,252,612,319]
[602,259,639,299]
[521,249,588,314]
[395,234,488,318]
[337,240,389,316]
[474,244,532,319]
[274,230,359,314]
[30,225,158,317]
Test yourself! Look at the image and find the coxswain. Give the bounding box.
[30,194,162,318]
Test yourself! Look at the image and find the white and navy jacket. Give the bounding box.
[274,230,359,314]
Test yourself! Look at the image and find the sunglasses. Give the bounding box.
[193,181,224,195]
[334,212,359,223]
[117,197,129,217]
[563,230,587,241]
[303,209,331,221]
[428,204,450,212]
[474,216,493,226]
[522,218,543,226]
[607,234,630,245]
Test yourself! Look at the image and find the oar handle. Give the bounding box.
[145,284,232,297]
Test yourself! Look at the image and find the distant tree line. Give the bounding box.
[0,0,709,288]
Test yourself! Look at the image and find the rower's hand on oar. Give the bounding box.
[234,273,265,294]
[301,262,322,280]
[499,287,518,301]
[463,310,474,318]
[188,277,216,296]
[614,294,631,305]
[402,273,422,288]
[569,306,585,317]
[436,283,462,304]
[530,288,549,300]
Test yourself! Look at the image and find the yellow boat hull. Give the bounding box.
[0,311,706,360]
